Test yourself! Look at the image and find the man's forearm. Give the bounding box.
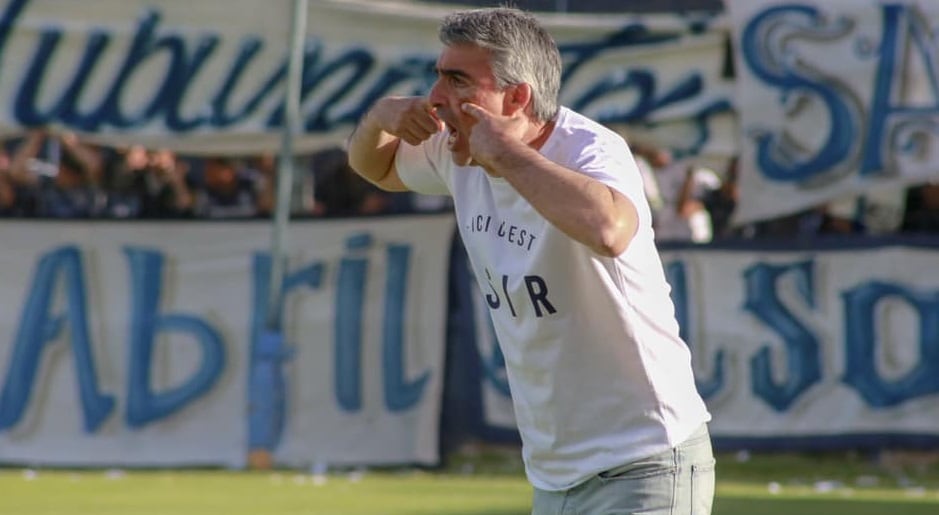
[347,109,401,186]
[494,142,638,258]
[348,96,440,191]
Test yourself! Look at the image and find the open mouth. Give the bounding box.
[446,123,458,150]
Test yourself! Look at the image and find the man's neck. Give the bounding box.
[526,118,555,151]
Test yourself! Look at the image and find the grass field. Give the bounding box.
[2,451,938,514]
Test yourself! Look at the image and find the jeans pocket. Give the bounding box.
[588,459,677,515]
[597,452,677,483]
[690,458,716,515]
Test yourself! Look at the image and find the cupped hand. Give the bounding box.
[374,96,443,146]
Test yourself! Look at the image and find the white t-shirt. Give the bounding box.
[396,107,710,491]
[649,159,722,243]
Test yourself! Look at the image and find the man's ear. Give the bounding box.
[504,83,533,115]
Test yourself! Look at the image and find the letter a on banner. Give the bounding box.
[0,246,115,433]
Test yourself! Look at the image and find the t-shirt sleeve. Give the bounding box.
[394,134,452,196]
[573,134,654,230]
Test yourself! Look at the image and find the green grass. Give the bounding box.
[0,470,530,515]
[714,450,939,515]
[1,451,938,514]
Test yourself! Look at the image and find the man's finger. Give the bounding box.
[400,128,424,146]
[402,126,435,145]
[461,102,488,120]
[414,101,443,133]
[414,113,442,134]
[427,103,446,132]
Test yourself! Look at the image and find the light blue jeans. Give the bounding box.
[531,425,715,515]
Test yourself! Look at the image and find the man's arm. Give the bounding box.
[347,96,442,192]
[491,144,638,257]
[462,103,638,258]
[59,132,104,184]
[8,130,45,186]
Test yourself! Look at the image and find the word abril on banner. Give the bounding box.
[727,0,939,224]
[0,216,453,467]
[0,0,733,156]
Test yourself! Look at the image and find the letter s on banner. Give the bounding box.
[744,260,821,411]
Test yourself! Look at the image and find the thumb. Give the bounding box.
[422,99,444,129]
[461,102,488,120]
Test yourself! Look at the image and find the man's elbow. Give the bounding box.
[346,153,372,180]
[593,196,639,257]
[347,155,383,185]
[594,220,634,257]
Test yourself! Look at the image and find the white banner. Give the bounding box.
[476,242,939,443]
[0,215,453,467]
[0,0,734,157]
[727,0,939,224]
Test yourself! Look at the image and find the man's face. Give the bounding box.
[428,43,507,166]
[205,160,236,191]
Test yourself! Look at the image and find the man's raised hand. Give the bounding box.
[373,96,443,146]
[461,102,527,171]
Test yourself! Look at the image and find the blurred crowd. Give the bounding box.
[629,139,939,243]
[0,130,449,221]
[0,130,936,242]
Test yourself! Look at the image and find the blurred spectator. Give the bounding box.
[193,157,268,218]
[0,173,15,215]
[7,129,104,218]
[631,141,721,243]
[902,182,939,233]
[145,148,196,218]
[0,146,23,216]
[702,156,740,239]
[101,144,149,218]
[406,192,454,213]
[822,186,907,236]
[761,207,827,238]
[309,146,393,217]
[242,152,276,217]
[102,146,195,219]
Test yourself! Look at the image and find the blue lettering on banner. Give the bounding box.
[123,247,225,428]
[211,38,275,127]
[666,261,725,399]
[0,246,224,433]
[560,24,732,147]
[382,244,428,412]
[743,260,821,411]
[741,3,939,183]
[0,0,727,155]
[248,253,324,450]
[861,4,939,177]
[0,233,428,441]
[741,5,859,183]
[0,246,115,433]
[842,281,939,408]
[17,10,222,131]
[334,234,430,413]
[0,0,27,58]
[334,234,370,412]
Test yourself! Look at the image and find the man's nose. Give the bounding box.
[427,80,444,107]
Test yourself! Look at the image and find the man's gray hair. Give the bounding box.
[439,8,562,122]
